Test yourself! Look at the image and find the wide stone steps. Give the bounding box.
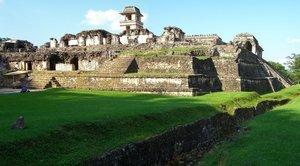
[28,75,55,89]
[98,56,135,75]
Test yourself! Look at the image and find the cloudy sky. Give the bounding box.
[0,0,299,64]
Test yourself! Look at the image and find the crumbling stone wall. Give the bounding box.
[28,72,194,95]
[192,58,218,76]
[185,34,224,46]
[0,45,290,94]
[26,71,221,96]
[188,75,222,93]
[136,56,194,74]
[212,57,241,91]
[157,27,185,44]
[233,33,263,58]
[0,40,36,52]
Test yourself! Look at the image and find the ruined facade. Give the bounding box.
[0,6,293,95]
[233,33,264,57]
[0,39,36,52]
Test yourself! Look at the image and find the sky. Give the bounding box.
[0,0,299,64]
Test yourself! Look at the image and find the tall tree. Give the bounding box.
[287,54,300,83]
[268,61,291,79]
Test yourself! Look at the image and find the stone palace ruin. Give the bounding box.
[0,6,292,95]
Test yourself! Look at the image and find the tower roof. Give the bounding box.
[120,6,143,16]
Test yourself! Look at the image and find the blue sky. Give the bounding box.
[0,0,299,64]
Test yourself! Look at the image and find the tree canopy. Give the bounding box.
[287,54,300,83]
[268,61,291,79]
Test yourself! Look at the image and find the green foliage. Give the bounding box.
[262,84,300,100]
[120,46,208,57]
[268,61,291,79]
[0,38,10,42]
[287,54,300,83]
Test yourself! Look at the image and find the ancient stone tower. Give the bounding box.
[120,6,144,33]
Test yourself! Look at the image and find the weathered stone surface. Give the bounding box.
[157,26,185,44]
[0,39,36,52]
[234,107,255,123]
[88,113,236,166]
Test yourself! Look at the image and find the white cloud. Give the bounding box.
[287,37,300,44]
[83,9,148,32]
[142,13,148,23]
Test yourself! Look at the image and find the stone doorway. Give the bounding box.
[245,41,253,52]
[25,61,32,70]
[70,57,79,70]
[49,55,62,71]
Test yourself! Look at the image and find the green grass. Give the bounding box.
[120,45,208,57]
[0,89,259,165]
[0,85,299,164]
[262,84,300,100]
[200,86,300,165]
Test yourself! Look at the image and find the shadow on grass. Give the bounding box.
[0,88,221,165]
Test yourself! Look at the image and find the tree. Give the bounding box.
[0,38,10,42]
[286,54,300,84]
[268,61,291,80]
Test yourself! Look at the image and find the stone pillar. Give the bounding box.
[78,36,86,46]
[50,38,58,48]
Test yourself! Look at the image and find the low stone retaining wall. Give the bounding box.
[25,72,222,96]
[87,99,289,165]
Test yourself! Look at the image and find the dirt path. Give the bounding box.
[0,88,44,95]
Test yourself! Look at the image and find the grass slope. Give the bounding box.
[200,86,300,165]
[0,89,258,164]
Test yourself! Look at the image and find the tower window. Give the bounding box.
[126,15,132,20]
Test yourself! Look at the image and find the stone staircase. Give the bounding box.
[44,77,61,88]
[98,56,137,75]
[259,58,292,88]
[28,74,60,89]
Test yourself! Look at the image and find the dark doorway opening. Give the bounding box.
[49,55,62,71]
[26,61,32,70]
[245,41,253,52]
[70,57,79,70]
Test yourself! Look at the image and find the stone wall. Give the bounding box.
[185,34,223,45]
[0,49,289,94]
[8,62,25,71]
[32,61,48,71]
[55,63,75,71]
[188,75,222,93]
[238,62,269,78]
[28,72,193,95]
[25,71,223,96]
[136,56,194,74]
[212,53,285,93]
[212,57,241,91]
[192,58,218,76]
[87,99,289,165]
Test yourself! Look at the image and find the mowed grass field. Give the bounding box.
[0,85,299,164]
[200,87,300,165]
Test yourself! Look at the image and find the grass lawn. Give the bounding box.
[0,89,259,165]
[200,87,300,165]
[0,85,299,164]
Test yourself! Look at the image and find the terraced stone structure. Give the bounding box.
[0,6,292,95]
